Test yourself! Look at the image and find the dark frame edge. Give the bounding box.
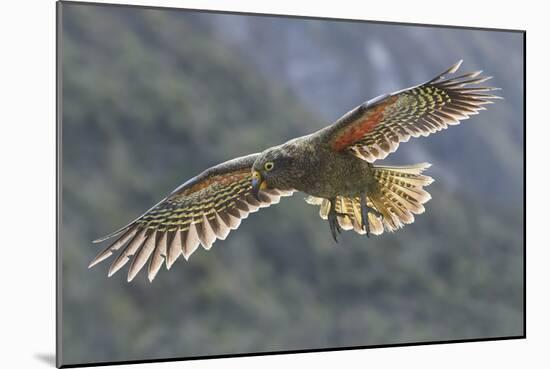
[56,1,63,368]
[522,30,527,339]
[57,0,526,34]
[59,335,525,368]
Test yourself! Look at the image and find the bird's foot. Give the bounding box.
[360,193,382,238]
[327,199,343,243]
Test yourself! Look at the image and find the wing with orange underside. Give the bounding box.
[320,60,501,162]
[88,153,294,282]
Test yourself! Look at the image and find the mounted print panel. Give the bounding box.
[57,1,525,367]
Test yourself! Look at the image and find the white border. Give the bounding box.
[2,1,546,368]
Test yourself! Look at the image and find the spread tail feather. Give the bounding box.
[305,162,433,236]
[369,162,433,232]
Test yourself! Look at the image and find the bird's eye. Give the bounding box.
[264,162,274,171]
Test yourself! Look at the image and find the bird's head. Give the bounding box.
[251,146,299,200]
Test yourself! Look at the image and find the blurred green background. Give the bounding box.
[59,2,524,366]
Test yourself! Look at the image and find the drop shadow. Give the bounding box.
[35,353,56,367]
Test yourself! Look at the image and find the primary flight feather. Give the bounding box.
[89,60,501,282]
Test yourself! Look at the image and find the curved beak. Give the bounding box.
[251,170,266,201]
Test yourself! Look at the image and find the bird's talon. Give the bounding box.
[327,198,342,243]
[360,192,380,238]
[368,206,382,220]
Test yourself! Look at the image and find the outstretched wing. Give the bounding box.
[319,60,501,162]
[89,153,294,282]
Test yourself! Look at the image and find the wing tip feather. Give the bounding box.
[88,254,108,269]
[449,59,463,74]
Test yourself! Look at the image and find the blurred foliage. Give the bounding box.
[60,3,524,366]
